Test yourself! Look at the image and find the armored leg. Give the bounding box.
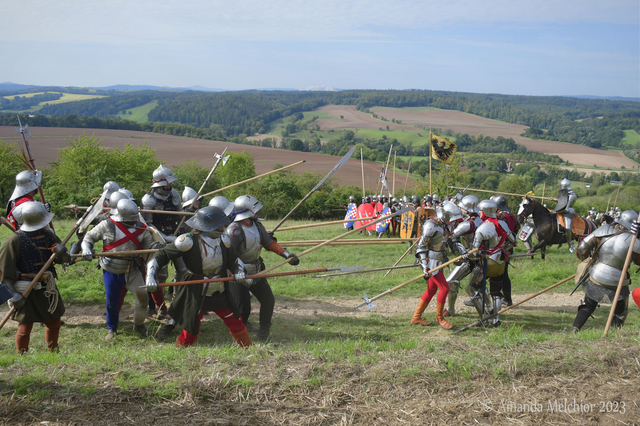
[611,297,629,328]
[445,262,471,316]
[492,296,503,327]
[572,297,598,332]
[564,215,574,253]
[465,283,484,317]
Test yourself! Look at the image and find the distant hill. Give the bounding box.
[93,84,225,92]
[0,82,40,91]
[570,95,640,102]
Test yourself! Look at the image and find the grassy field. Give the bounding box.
[2,92,107,113]
[117,100,159,122]
[621,129,640,146]
[1,218,638,424]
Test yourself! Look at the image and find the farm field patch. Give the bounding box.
[117,100,158,122]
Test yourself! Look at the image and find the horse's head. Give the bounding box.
[517,197,532,224]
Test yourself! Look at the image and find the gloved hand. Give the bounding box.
[146,273,159,292]
[43,202,52,212]
[4,282,26,310]
[52,244,71,264]
[631,220,640,237]
[234,270,254,288]
[282,249,299,266]
[82,247,94,262]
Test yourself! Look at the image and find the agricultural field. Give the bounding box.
[0,218,638,424]
[0,126,413,188]
[621,129,640,146]
[116,100,158,122]
[1,92,107,112]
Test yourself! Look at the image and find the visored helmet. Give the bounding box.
[233,195,263,221]
[151,165,178,188]
[209,196,234,216]
[20,201,54,232]
[458,195,479,214]
[432,193,440,203]
[181,186,203,208]
[10,170,42,202]
[437,200,463,223]
[477,200,498,219]
[186,206,231,232]
[560,178,571,190]
[111,199,139,223]
[614,210,638,230]
[490,195,510,213]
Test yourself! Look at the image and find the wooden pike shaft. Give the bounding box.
[392,151,396,196]
[383,240,418,279]
[270,216,377,232]
[201,160,305,198]
[283,240,413,246]
[454,274,576,334]
[448,186,556,201]
[361,148,365,198]
[66,205,196,216]
[159,267,336,288]
[261,207,411,274]
[0,206,92,331]
[403,158,411,197]
[603,232,637,336]
[612,184,621,209]
[70,249,158,258]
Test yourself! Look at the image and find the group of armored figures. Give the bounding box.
[0,167,639,354]
[0,165,299,353]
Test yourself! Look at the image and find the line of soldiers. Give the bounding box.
[0,166,299,353]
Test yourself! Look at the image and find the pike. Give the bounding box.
[271,146,357,233]
[313,263,419,278]
[261,206,412,275]
[270,216,377,232]
[66,205,197,216]
[448,186,556,202]
[201,160,305,198]
[382,240,418,279]
[454,273,576,334]
[173,148,230,236]
[15,114,54,231]
[355,248,480,311]
[148,265,366,288]
[0,203,95,332]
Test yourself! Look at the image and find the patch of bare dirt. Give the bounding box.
[315,105,416,131]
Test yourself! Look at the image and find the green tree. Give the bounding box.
[0,140,25,208]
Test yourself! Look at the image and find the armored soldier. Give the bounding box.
[0,202,70,353]
[411,202,457,330]
[82,199,161,340]
[6,170,46,230]
[432,193,440,206]
[551,178,578,253]
[209,196,234,218]
[182,186,203,212]
[225,195,299,341]
[491,195,519,306]
[443,196,484,317]
[588,207,597,221]
[571,211,640,332]
[390,197,400,237]
[147,206,252,348]
[466,200,516,326]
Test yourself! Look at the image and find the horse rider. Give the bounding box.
[588,207,597,221]
[550,178,578,253]
[571,210,640,333]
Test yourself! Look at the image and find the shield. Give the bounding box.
[415,207,428,238]
[400,210,415,239]
[375,207,392,233]
[518,224,534,241]
[425,208,436,217]
[344,203,357,229]
[356,203,375,229]
[376,202,384,216]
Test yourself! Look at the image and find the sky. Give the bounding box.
[1,0,639,98]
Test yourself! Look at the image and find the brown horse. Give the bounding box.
[516,197,597,257]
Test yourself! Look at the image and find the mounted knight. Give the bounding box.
[550,178,578,253]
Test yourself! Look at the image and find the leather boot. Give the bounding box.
[410,298,432,326]
[230,329,253,348]
[436,303,453,330]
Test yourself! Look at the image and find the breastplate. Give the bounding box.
[199,235,224,276]
[238,223,262,264]
[590,233,639,287]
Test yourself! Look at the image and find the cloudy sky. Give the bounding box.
[2,0,638,97]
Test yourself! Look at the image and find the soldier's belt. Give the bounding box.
[18,272,52,282]
[590,275,629,289]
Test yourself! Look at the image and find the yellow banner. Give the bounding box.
[430,135,457,165]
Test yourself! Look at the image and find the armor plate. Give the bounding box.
[588,232,640,287]
[199,235,224,276]
[237,222,263,264]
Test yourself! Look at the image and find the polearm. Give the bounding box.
[383,144,393,198]
[355,248,480,310]
[454,273,576,334]
[261,207,412,275]
[0,205,94,332]
[314,263,419,278]
[271,146,357,233]
[280,240,414,246]
[402,157,412,197]
[360,148,365,198]
[66,205,196,216]
[16,114,54,231]
[200,160,305,198]
[154,265,365,288]
[448,186,556,202]
[269,216,377,232]
[603,230,638,336]
[173,148,230,236]
[392,151,396,196]
[382,240,419,279]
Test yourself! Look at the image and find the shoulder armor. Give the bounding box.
[141,193,157,209]
[422,220,442,238]
[174,233,194,252]
[452,220,473,239]
[171,189,181,206]
[225,222,245,250]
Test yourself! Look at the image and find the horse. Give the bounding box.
[516,196,597,259]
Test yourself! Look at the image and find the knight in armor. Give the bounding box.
[423,195,433,208]
[146,206,252,348]
[182,186,203,213]
[6,170,48,230]
[588,207,597,221]
[614,207,621,219]
[491,195,519,306]
[82,199,162,340]
[432,193,440,206]
[550,178,578,253]
[443,195,484,317]
[0,202,70,353]
[141,165,183,318]
[571,210,640,333]
[390,197,400,237]
[411,202,455,330]
[226,195,300,341]
[466,200,516,327]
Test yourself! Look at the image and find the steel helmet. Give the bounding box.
[349,196,355,202]
[411,195,420,205]
[151,165,178,188]
[102,181,121,206]
[458,195,479,214]
[181,186,203,208]
[432,193,440,203]
[233,195,263,221]
[117,188,135,201]
[365,196,372,203]
[186,206,231,232]
[477,200,498,219]
[10,170,42,202]
[437,201,463,223]
[560,178,571,190]
[111,199,139,223]
[490,195,510,213]
[109,191,130,215]
[19,201,54,232]
[209,196,234,217]
[614,210,638,230]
